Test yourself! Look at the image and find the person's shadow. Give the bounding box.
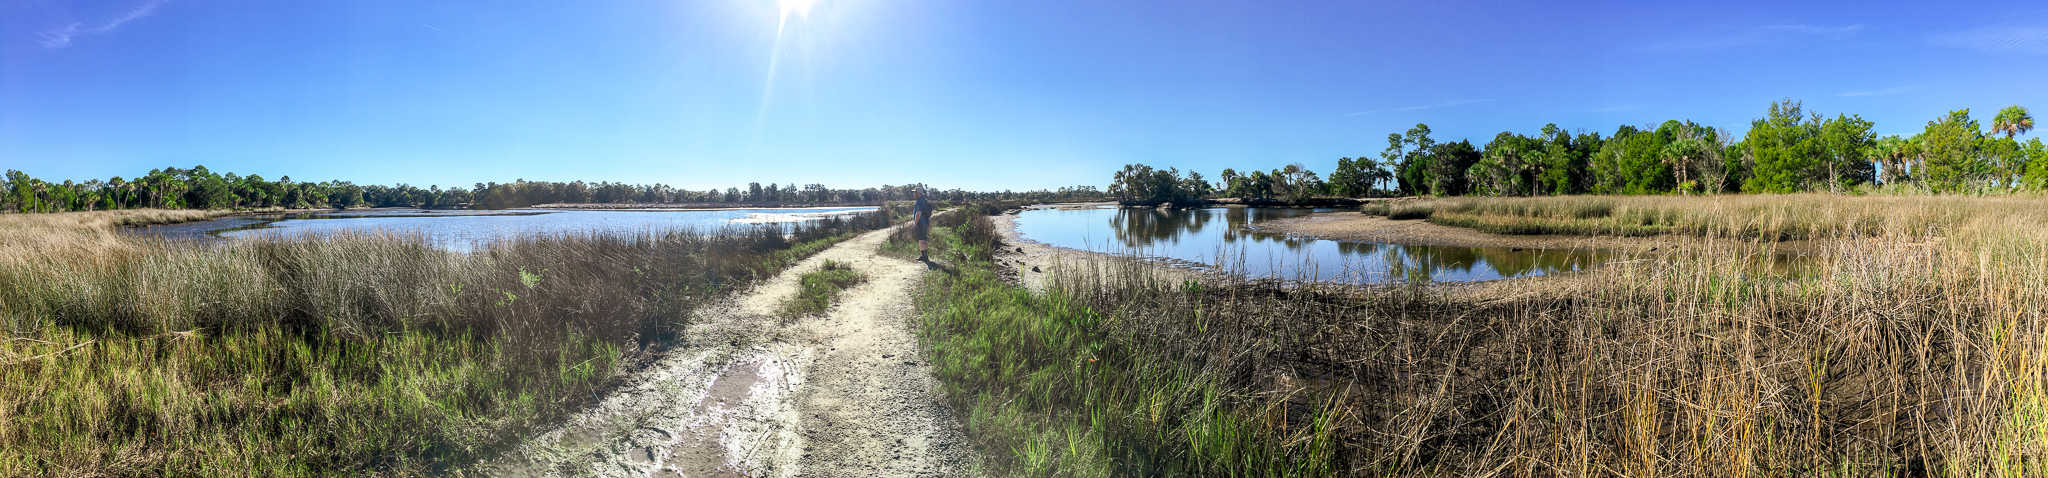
[921,257,961,276]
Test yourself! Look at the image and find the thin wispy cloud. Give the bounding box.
[1837,85,1914,97]
[36,0,166,48]
[1928,25,2048,55]
[1346,99,1492,116]
[1644,23,1865,52]
[1762,24,1866,37]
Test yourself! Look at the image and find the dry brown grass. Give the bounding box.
[0,209,222,256]
[0,208,893,475]
[1371,193,2048,241]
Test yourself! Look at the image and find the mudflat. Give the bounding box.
[1259,211,1737,252]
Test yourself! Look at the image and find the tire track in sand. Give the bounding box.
[481,225,977,477]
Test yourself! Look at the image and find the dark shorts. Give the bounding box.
[914,220,930,240]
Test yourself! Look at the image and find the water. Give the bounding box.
[134,207,877,252]
[1013,206,1606,283]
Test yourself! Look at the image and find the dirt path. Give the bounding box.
[481,226,978,477]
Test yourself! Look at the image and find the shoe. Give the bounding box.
[918,251,928,262]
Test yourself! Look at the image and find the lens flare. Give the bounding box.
[756,0,817,144]
[778,0,816,22]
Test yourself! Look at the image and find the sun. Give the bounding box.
[778,0,816,20]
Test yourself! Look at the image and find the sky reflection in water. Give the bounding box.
[194,207,877,252]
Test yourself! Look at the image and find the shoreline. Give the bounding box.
[1250,210,1835,254]
[990,206,1598,305]
[992,209,1216,294]
[529,202,888,211]
[1251,211,1665,252]
[991,206,1574,295]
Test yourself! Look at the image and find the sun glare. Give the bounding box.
[778,0,816,20]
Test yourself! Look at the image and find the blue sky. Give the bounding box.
[3,0,2045,191]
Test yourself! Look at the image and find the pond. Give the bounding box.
[128,207,879,252]
[1012,206,1606,283]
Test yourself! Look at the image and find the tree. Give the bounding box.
[1742,99,1825,193]
[1535,125,1595,195]
[1272,163,1324,203]
[1181,171,1213,199]
[1816,114,1877,190]
[1378,133,1410,195]
[1218,168,1243,198]
[1365,157,1394,195]
[5,170,31,213]
[1427,140,1481,196]
[1594,125,1674,194]
[1475,132,1540,196]
[1870,135,1913,185]
[1394,125,1436,196]
[1327,157,1377,197]
[2021,138,2048,189]
[1919,109,1988,192]
[1244,170,1275,200]
[1108,163,1202,205]
[1993,105,2035,139]
[1663,135,1710,194]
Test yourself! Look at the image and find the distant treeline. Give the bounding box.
[0,166,1108,213]
[1111,100,2043,205]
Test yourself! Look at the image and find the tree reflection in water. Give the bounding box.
[1021,206,1607,283]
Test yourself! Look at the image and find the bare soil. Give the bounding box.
[480,226,978,477]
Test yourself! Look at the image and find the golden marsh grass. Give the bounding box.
[0,208,895,475]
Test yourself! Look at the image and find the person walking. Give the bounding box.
[913,188,934,262]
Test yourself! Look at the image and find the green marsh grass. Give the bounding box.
[781,260,865,317]
[912,211,1341,476]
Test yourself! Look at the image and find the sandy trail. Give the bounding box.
[482,226,977,477]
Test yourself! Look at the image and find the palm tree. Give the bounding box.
[1901,135,1925,187]
[1661,138,1708,194]
[1871,136,1910,185]
[1993,105,2035,139]
[29,179,48,213]
[1368,158,1395,196]
[107,177,128,209]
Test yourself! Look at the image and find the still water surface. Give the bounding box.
[1013,206,1606,283]
[135,207,877,252]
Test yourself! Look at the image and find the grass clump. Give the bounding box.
[0,207,893,475]
[780,260,866,317]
